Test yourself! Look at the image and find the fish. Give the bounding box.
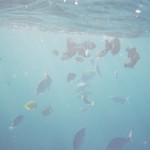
[75,56,84,63]
[96,48,109,59]
[64,38,78,57]
[52,49,59,56]
[73,127,86,150]
[81,70,96,82]
[126,47,137,59]
[124,47,140,68]
[36,73,52,95]
[110,95,129,104]
[25,101,37,110]
[80,94,94,106]
[9,115,24,129]
[66,73,77,82]
[111,38,120,55]
[104,130,132,150]
[41,105,53,116]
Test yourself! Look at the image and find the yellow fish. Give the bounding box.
[25,101,37,110]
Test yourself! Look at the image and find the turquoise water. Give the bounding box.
[0,1,150,150]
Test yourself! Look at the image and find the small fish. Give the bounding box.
[111,38,120,55]
[36,73,52,95]
[110,95,129,104]
[9,115,24,129]
[105,130,132,150]
[81,70,96,82]
[66,73,77,82]
[41,105,53,116]
[124,47,140,68]
[81,95,94,106]
[126,47,137,59]
[52,49,59,56]
[25,101,37,110]
[73,127,86,150]
[96,48,109,59]
[75,56,84,63]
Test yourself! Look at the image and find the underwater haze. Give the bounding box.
[0,0,150,150]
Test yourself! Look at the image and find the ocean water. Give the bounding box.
[0,0,150,150]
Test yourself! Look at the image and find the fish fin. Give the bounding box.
[128,130,132,140]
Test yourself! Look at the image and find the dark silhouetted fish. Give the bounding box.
[41,104,53,116]
[9,115,24,129]
[105,130,132,150]
[25,101,37,110]
[36,73,52,95]
[126,47,137,59]
[75,56,84,63]
[52,49,59,56]
[66,73,77,82]
[124,47,140,68]
[73,127,86,150]
[80,94,94,106]
[96,48,109,59]
[81,70,96,82]
[111,38,120,55]
[110,95,129,104]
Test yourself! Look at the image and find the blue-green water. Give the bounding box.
[0,1,150,150]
